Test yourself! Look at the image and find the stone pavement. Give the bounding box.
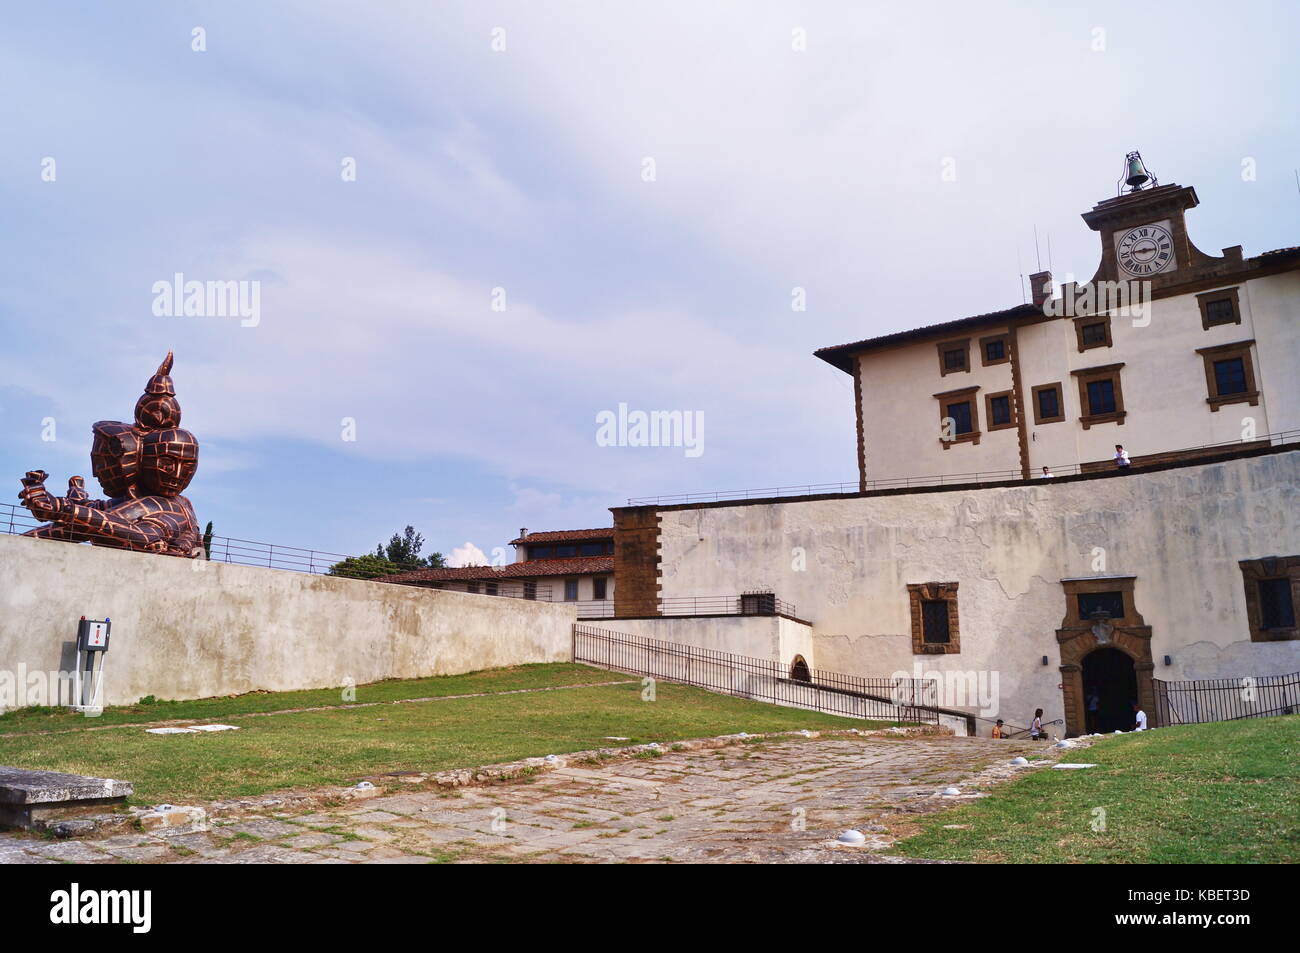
[0,735,1052,864]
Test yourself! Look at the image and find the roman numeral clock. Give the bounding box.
[1115,222,1177,277]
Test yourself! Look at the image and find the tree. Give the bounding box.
[202,521,214,559]
[327,553,411,580]
[374,525,445,568]
[329,526,445,578]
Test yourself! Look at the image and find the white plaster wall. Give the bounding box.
[586,615,810,668]
[0,534,575,707]
[857,270,1297,482]
[652,451,1300,730]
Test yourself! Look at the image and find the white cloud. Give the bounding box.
[448,542,490,567]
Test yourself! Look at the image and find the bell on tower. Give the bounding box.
[1117,150,1158,195]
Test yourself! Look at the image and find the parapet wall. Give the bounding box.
[0,534,575,708]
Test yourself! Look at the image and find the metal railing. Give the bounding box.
[1153,671,1300,726]
[573,623,939,724]
[4,503,353,575]
[626,430,1300,506]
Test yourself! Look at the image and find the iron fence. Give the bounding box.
[1153,671,1300,726]
[4,503,353,575]
[573,623,939,724]
[627,431,1300,506]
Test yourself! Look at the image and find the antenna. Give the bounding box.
[1047,233,1053,273]
[1033,226,1042,272]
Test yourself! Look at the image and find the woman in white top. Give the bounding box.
[1030,708,1045,739]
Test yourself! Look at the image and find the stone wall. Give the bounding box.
[625,448,1300,734]
[0,534,576,708]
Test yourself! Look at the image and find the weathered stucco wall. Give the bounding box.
[0,534,575,707]
[581,615,813,669]
[651,450,1300,731]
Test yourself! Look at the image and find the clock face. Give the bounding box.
[1116,223,1176,277]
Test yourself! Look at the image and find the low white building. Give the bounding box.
[389,527,616,618]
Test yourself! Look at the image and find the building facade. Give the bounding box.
[608,165,1300,736]
[389,527,616,617]
[815,180,1300,486]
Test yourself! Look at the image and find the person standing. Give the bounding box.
[1038,466,1055,479]
[991,719,1005,739]
[1086,687,1101,734]
[1114,445,1131,468]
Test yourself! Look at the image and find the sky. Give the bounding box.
[2,1,1297,564]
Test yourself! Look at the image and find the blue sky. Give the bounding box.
[2,1,1297,562]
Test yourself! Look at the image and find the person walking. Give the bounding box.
[1029,708,1045,740]
[991,719,1005,738]
[1131,702,1148,731]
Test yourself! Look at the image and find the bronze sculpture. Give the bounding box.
[19,352,202,557]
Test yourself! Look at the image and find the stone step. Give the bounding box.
[0,767,133,830]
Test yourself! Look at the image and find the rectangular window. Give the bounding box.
[579,542,604,556]
[1259,578,1296,630]
[466,582,480,594]
[1213,357,1247,396]
[1038,388,1059,419]
[1081,322,1108,346]
[944,348,966,371]
[556,544,577,558]
[908,582,959,654]
[947,400,973,435]
[1086,379,1116,415]
[529,546,554,560]
[523,581,537,600]
[921,600,951,643]
[1198,287,1241,329]
[990,395,1011,426]
[1078,591,1125,620]
[593,577,608,600]
[1198,340,1257,411]
[936,339,970,376]
[1205,299,1236,325]
[981,336,1007,365]
[564,579,578,601]
[485,582,498,596]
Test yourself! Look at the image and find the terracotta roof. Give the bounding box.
[814,303,1043,373]
[1255,246,1300,259]
[386,556,614,584]
[509,527,613,545]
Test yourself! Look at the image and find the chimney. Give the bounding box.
[1029,270,1052,309]
[519,528,528,539]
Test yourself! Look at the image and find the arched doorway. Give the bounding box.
[789,655,811,683]
[1081,647,1137,733]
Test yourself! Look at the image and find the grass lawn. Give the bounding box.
[891,715,1300,864]
[0,664,873,804]
[0,662,618,735]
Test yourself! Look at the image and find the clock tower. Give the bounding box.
[1080,155,1244,293]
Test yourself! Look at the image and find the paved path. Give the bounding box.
[0,735,1049,864]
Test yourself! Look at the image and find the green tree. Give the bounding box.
[329,526,445,578]
[327,553,410,580]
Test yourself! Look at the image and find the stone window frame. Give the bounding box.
[934,385,981,449]
[592,576,608,601]
[563,578,579,602]
[907,582,960,655]
[1195,339,1258,412]
[979,332,1010,367]
[936,338,971,377]
[1073,314,1113,352]
[984,389,1017,431]
[1239,556,1300,643]
[1031,382,1066,425]
[1071,362,1127,429]
[1197,286,1241,330]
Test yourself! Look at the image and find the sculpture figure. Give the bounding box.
[19,353,202,558]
